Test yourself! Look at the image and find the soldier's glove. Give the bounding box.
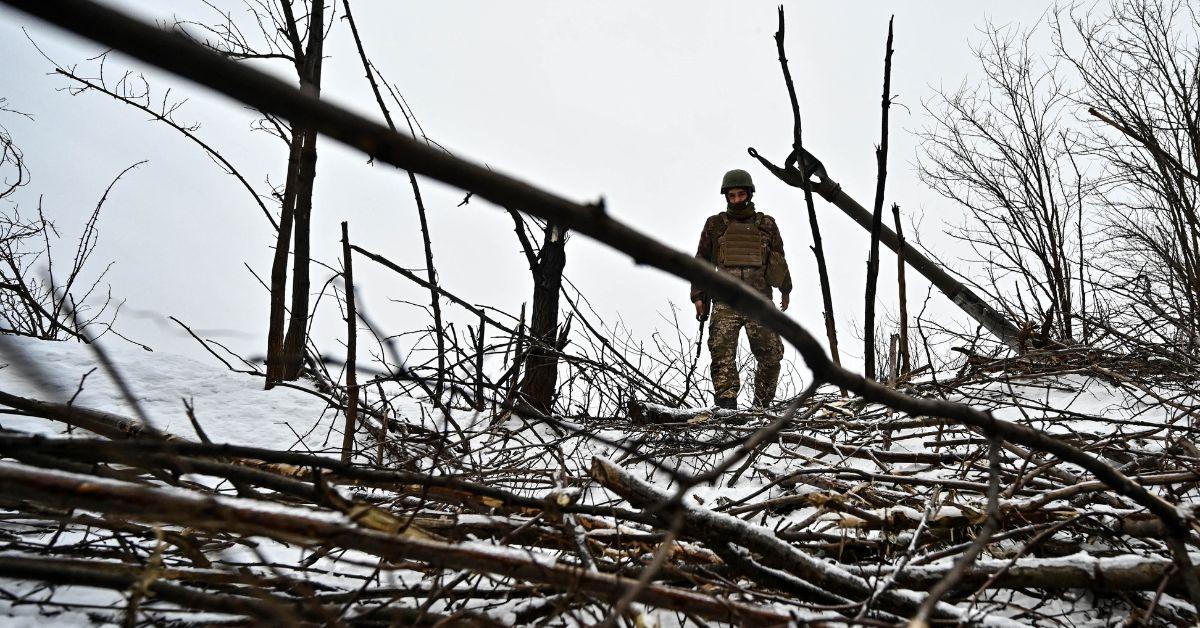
[694,299,709,322]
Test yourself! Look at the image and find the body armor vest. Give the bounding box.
[716,215,767,268]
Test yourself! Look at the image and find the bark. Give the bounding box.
[263,130,302,386]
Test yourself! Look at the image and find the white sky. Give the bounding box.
[0,1,1058,385]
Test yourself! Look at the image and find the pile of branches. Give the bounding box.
[1,1,1198,625]
[2,343,1197,626]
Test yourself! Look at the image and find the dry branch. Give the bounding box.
[0,460,796,626]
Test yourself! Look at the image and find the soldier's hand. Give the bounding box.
[780,293,790,312]
[694,300,708,321]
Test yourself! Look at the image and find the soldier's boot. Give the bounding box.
[715,397,737,410]
[751,364,780,407]
[751,368,781,409]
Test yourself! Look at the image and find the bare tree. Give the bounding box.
[919,23,1090,346]
[174,0,333,385]
[864,17,895,379]
[1055,0,1200,352]
[0,107,134,342]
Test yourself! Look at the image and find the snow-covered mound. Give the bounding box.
[0,335,339,452]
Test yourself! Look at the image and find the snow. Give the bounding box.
[0,334,341,452]
[1,336,1196,625]
[0,336,367,626]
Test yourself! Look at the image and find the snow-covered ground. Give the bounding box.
[0,334,340,452]
[0,336,353,626]
[1,335,1195,626]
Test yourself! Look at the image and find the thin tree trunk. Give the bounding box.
[773,7,845,397]
[893,203,910,375]
[887,333,899,388]
[472,313,486,411]
[409,172,445,399]
[264,131,302,387]
[864,17,894,381]
[280,0,325,381]
[519,224,567,414]
[502,305,527,415]
[340,222,358,463]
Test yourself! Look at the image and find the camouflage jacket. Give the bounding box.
[690,207,792,304]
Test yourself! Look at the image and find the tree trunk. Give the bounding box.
[340,221,358,463]
[893,203,911,375]
[773,6,845,396]
[519,223,566,414]
[864,17,894,381]
[264,130,302,387]
[279,0,325,381]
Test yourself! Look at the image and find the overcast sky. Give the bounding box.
[0,1,1059,388]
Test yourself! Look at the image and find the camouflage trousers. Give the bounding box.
[707,302,784,406]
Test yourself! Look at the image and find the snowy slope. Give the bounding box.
[0,337,359,627]
[0,335,339,452]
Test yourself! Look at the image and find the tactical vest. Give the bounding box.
[716,214,767,268]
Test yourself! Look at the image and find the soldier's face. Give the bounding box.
[725,189,750,205]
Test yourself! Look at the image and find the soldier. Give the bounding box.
[691,169,791,410]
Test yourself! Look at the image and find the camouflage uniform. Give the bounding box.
[690,203,791,407]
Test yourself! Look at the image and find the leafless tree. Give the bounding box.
[1055,0,1200,352]
[864,17,895,380]
[174,0,333,385]
[920,23,1091,346]
[0,107,135,342]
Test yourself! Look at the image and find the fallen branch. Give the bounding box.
[0,460,797,626]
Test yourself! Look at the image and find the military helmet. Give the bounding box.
[720,169,755,194]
